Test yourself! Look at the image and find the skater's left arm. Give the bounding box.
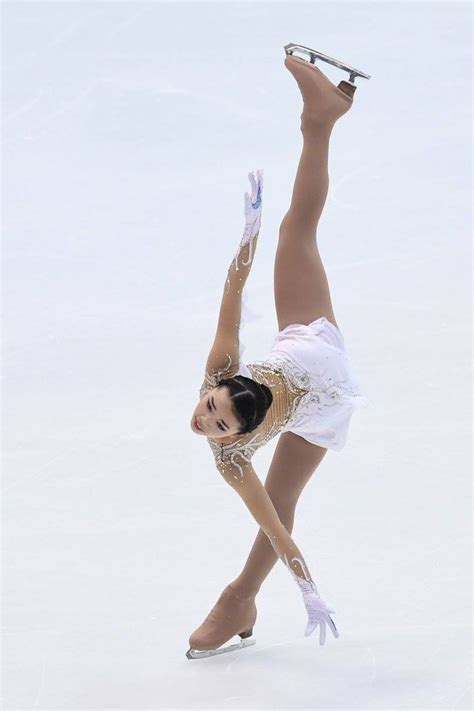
[217,456,340,645]
[205,170,263,377]
[217,457,313,586]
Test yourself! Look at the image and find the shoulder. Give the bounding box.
[207,429,265,482]
[199,357,240,399]
[203,339,240,391]
[199,356,257,400]
[247,362,283,388]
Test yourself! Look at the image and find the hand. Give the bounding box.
[300,580,340,646]
[231,169,264,272]
[243,169,263,245]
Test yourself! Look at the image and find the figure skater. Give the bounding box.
[186,44,370,659]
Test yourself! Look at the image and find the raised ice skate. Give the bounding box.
[284,42,371,87]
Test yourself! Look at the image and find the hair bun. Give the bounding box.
[215,375,274,435]
[258,382,273,409]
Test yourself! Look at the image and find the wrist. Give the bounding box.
[295,576,318,592]
[232,227,259,271]
[227,257,251,283]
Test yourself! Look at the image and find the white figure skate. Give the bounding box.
[284,42,371,86]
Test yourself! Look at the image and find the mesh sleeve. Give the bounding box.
[218,460,318,590]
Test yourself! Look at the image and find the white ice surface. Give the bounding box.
[2,1,472,709]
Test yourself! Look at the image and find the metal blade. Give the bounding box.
[186,636,256,659]
[284,43,371,83]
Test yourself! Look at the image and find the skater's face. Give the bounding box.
[191,386,242,439]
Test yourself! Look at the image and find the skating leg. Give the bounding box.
[186,435,326,658]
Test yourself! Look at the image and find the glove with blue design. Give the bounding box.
[231,169,263,271]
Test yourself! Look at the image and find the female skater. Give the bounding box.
[187,44,370,659]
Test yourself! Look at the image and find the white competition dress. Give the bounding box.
[240,316,368,450]
[199,301,369,476]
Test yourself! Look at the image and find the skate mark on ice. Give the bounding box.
[30,652,47,711]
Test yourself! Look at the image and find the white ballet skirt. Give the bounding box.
[238,314,369,451]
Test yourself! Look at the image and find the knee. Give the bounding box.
[278,214,302,235]
[278,217,317,248]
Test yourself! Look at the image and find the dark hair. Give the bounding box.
[216,375,273,435]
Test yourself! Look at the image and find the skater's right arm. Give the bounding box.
[202,170,263,390]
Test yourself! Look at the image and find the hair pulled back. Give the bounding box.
[216,375,273,435]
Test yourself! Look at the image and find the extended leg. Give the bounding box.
[274,56,353,331]
[230,431,328,598]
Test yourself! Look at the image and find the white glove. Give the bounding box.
[231,169,263,270]
[285,553,340,646]
[243,168,263,244]
[298,578,340,646]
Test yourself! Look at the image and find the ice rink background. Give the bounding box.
[2,1,472,709]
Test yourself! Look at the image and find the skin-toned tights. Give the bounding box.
[229,56,351,599]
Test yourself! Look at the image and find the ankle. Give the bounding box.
[300,111,335,135]
[227,580,259,601]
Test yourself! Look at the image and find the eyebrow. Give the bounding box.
[210,395,230,431]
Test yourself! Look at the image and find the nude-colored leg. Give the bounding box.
[230,431,328,598]
[220,58,347,601]
[274,56,353,332]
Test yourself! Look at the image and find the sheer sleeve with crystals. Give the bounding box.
[199,353,240,401]
[219,458,315,584]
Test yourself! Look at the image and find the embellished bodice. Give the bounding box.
[199,358,310,477]
[199,344,368,477]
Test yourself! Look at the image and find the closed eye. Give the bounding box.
[207,398,228,431]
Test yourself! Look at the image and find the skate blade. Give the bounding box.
[186,636,256,659]
[284,43,371,83]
